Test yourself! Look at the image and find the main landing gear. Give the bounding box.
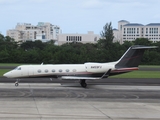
[15,79,19,87]
[80,79,87,88]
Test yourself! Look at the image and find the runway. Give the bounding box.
[0,82,160,120]
[1,77,160,85]
[1,83,160,99]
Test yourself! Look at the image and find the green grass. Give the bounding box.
[110,71,160,78]
[0,63,39,66]
[0,69,11,77]
[139,65,160,68]
[0,63,23,66]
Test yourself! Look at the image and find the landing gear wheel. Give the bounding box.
[80,80,87,88]
[15,79,20,87]
[81,83,87,88]
[15,82,19,87]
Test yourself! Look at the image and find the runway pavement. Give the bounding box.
[1,77,160,86]
[0,82,160,120]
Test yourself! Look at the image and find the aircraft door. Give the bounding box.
[21,67,28,77]
[28,67,34,77]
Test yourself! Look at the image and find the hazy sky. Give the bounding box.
[1,0,160,35]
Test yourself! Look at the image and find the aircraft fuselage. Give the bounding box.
[4,63,116,79]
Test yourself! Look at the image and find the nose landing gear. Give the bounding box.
[15,79,19,87]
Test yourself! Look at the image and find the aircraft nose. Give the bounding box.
[3,72,10,78]
[3,73,7,77]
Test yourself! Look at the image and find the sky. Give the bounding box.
[0,0,160,35]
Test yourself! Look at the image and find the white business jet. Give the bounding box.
[3,45,157,88]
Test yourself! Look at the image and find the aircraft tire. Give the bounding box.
[80,80,87,88]
[15,82,19,87]
[81,83,87,88]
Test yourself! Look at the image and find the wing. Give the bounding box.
[61,76,101,80]
[60,69,111,80]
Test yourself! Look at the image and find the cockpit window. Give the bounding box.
[18,67,21,70]
[14,67,18,70]
[14,67,21,70]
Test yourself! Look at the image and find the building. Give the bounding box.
[113,20,160,44]
[7,23,100,45]
[57,31,100,45]
[7,22,61,42]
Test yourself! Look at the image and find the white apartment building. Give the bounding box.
[7,22,61,42]
[57,31,100,45]
[113,20,160,44]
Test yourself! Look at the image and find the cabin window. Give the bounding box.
[59,69,62,72]
[45,69,48,73]
[52,69,55,72]
[38,69,41,73]
[66,69,69,72]
[72,69,76,72]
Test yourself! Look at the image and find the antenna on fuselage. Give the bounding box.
[41,62,43,65]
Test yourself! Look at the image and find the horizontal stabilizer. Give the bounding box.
[132,46,158,49]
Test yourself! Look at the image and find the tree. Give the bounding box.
[98,22,114,49]
[20,40,46,50]
[122,41,133,50]
[133,38,152,46]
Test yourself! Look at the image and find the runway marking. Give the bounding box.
[1,83,160,91]
[122,95,127,99]
[89,103,111,119]
[0,83,160,99]
[0,110,110,119]
[0,90,26,97]
[29,84,42,120]
[132,95,140,99]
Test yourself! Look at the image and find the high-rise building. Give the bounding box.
[7,22,61,42]
[113,20,160,44]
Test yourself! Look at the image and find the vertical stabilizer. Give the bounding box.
[115,45,157,68]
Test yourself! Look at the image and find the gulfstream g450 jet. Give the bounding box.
[3,45,157,88]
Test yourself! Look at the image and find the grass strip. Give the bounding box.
[0,63,22,66]
[0,69,11,77]
[139,65,160,68]
[110,71,160,78]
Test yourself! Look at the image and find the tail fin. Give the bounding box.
[115,45,157,68]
